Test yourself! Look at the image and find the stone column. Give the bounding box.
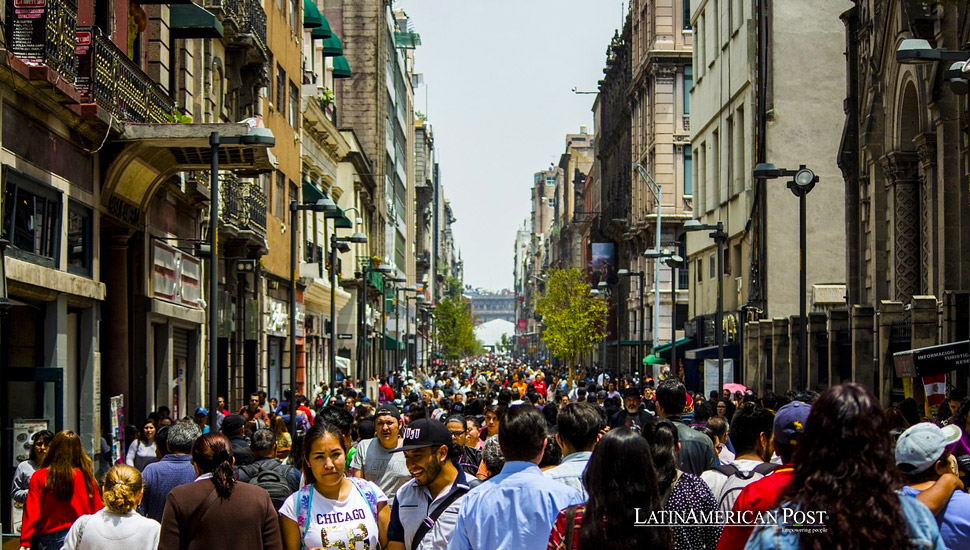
[102,234,131,418]
[880,152,920,302]
[851,305,875,399]
[914,134,937,296]
[772,318,791,394]
[808,312,828,390]
[828,309,850,386]
[911,295,940,412]
[876,301,904,406]
[743,321,761,391]
[788,315,803,391]
[759,319,773,392]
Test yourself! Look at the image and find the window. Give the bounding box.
[276,170,285,218]
[684,148,693,196]
[289,181,298,214]
[734,105,745,194]
[696,15,705,74]
[276,65,286,112]
[726,115,734,197]
[67,201,93,276]
[2,171,61,267]
[290,0,298,33]
[683,0,692,30]
[289,81,299,128]
[697,258,703,282]
[710,254,716,278]
[711,0,719,53]
[683,66,692,115]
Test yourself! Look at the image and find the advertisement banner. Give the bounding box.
[590,242,617,286]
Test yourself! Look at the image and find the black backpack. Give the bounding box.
[239,460,295,510]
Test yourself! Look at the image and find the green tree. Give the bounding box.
[435,295,482,361]
[536,268,608,384]
[498,333,513,355]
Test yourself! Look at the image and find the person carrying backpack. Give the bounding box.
[700,402,776,512]
[236,428,300,510]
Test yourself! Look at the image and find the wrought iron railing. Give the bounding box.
[241,181,267,233]
[76,26,175,123]
[204,0,267,58]
[220,172,242,225]
[7,0,78,80]
[217,175,267,235]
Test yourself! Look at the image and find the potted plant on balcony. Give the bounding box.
[370,255,382,268]
[318,88,335,109]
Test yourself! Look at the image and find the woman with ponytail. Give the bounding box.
[62,464,159,550]
[157,433,282,550]
[20,430,102,550]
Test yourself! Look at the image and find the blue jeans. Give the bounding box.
[33,529,69,550]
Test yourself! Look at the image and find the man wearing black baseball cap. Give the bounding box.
[386,419,469,550]
[350,403,411,502]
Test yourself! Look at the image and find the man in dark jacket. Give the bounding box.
[221,414,256,466]
[655,378,716,475]
[236,428,300,491]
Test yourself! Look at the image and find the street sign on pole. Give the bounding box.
[337,333,353,340]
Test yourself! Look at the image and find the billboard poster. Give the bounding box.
[590,242,617,286]
[110,395,125,465]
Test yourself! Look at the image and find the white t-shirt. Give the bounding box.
[349,438,411,502]
[280,480,388,550]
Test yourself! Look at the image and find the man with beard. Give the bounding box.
[610,387,654,430]
[387,419,470,550]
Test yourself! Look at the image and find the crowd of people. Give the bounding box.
[11,356,970,550]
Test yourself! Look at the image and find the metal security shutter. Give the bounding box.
[173,328,190,360]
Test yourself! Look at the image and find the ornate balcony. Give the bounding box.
[204,0,268,61]
[5,0,79,99]
[75,26,175,123]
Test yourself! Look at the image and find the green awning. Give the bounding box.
[653,337,694,354]
[303,0,324,29]
[333,56,352,79]
[334,212,353,228]
[311,17,333,39]
[643,354,666,365]
[302,179,326,203]
[384,333,404,351]
[321,34,343,56]
[170,3,223,39]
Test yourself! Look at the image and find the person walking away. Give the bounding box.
[220,414,256,466]
[745,384,945,550]
[387,419,470,550]
[350,404,411,502]
[544,403,603,499]
[157,433,282,550]
[20,430,103,550]
[449,405,583,550]
[62,464,159,550]
[279,422,390,550]
[700,402,776,512]
[546,428,672,550]
[654,378,716,475]
[12,431,53,511]
[236,429,300,510]
[125,420,159,472]
[140,420,200,521]
[642,420,720,550]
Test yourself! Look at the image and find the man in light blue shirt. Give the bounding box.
[449,405,583,550]
[543,402,604,500]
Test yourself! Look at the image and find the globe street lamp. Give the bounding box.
[684,219,728,392]
[617,268,645,369]
[753,163,818,390]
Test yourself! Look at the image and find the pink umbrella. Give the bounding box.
[723,383,748,394]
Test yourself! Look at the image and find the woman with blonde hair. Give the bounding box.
[270,415,291,459]
[62,464,159,550]
[19,430,102,550]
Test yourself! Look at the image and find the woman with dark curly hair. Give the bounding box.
[545,427,672,550]
[745,383,945,550]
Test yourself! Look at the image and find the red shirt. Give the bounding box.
[21,468,102,547]
[716,466,795,550]
[547,505,585,550]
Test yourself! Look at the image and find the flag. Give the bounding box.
[922,374,947,407]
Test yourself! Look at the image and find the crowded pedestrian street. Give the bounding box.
[3,0,970,549]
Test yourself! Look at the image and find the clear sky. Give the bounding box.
[396,0,624,292]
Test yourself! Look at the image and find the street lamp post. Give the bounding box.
[328,229,368,393]
[289,196,339,436]
[644,249,685,373]
[358,263,393,382]
[208,128,275,433]
[753,163,818,390]
[633,163,663,353]
[684,220,728,392]
[395,285,418,375]
[617,268,645,373]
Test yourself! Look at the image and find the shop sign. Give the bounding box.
[152,240,202,309]
[266,298,288,337]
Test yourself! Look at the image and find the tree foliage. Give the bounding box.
[536,268,607,383]
[435,295,482,360]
